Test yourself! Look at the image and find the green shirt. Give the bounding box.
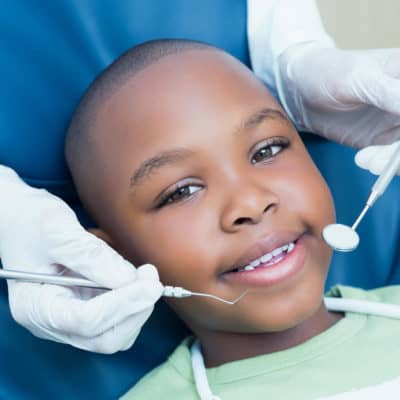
[122,286,400,399]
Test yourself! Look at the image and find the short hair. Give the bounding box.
[65,39,215,224]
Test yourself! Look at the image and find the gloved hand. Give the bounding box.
[276,43,400,148]
[0,165,163,353]
[355,140,400,175]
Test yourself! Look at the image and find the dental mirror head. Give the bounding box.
[322,223,360,252]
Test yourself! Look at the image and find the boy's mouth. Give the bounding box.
[233,241,296,272]
[221,232,307,287]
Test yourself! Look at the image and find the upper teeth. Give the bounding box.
[238,242,295,272]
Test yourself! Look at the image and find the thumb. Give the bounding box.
[136,263,161,282]
[355,142,400,175]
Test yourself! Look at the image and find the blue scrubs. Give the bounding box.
[0,1,399,398]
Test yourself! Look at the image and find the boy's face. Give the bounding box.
[93,50,335,335]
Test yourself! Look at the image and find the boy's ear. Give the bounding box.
[88,228,117,250]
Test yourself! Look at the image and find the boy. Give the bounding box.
[65,39,400,399]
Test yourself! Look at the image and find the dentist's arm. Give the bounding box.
[248,0,400,148]
[0,165,163,353]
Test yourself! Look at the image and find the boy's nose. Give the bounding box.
[220,179,278,233]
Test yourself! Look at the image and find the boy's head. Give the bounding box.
[66,39,335,338]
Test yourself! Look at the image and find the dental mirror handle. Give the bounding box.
[366,142,400,207]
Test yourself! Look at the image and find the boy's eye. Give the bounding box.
[250,138,289,165]
[157,184,202,207]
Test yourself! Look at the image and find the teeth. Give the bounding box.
[237,242,295,272]
[250,260,260,268]
[272,247,283,256]
[260,253,272,263]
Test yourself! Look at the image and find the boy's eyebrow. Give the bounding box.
[129,148,194,190]
[129,108,289,190]
[237,108,289,134]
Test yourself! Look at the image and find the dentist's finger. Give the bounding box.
[63,310,154,354]
[11,265,163,339]
[46,271,162,337]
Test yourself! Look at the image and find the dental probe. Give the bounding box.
[0,268,106,289]
[163,286,249,305]
[323,141,400,252]
[0,269,248,305]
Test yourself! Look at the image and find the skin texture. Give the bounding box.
[86,49,341,367]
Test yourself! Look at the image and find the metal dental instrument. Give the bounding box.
[0,268,106,289]
[0,269,248,305]
[323,142,400,252]
[163,286,249,305]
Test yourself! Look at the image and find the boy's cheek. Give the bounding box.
[130,213,218,278]
[284,161,335,226]
[123,230,214,288]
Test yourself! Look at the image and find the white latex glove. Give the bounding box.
[276,43,400,148]
[355,140,400,176]
[0,165,163,353]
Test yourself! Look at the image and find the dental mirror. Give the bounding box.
[322,223,360,252]
[323,142,400,252]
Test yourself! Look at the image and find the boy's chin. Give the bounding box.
[225,296,326,334]
[227,316,314,335]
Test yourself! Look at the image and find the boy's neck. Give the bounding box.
[195,303,343,368]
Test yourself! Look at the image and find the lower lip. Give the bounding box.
[222,236,307,288]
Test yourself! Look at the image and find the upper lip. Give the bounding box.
[221,231,303,274]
